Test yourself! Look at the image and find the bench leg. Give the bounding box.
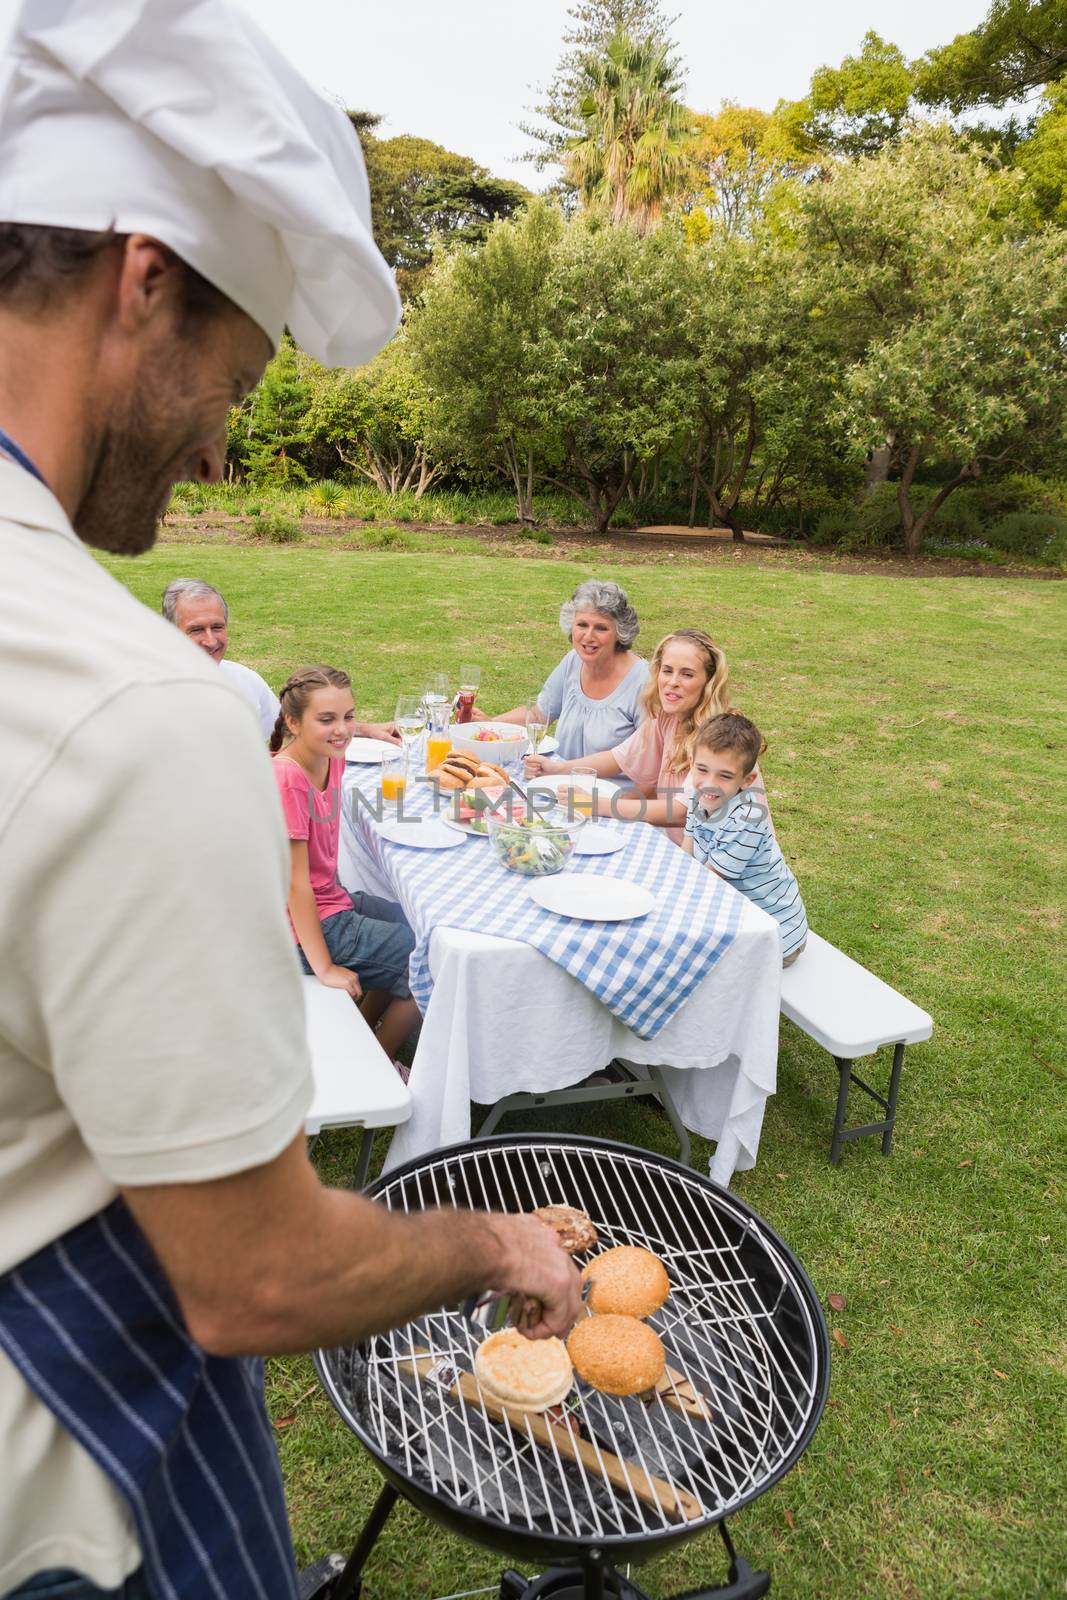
[830,1057,852,1167]
[883,1041,905,1156]
[829,1044,907,1164]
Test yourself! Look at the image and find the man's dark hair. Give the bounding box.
[0,223,230,329]
[693,711,765,776]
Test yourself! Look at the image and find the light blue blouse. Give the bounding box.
[539,651,650,759]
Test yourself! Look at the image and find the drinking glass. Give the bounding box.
[569,766,598,820]
[395,694,426,754]
[459,663,481,694]
[423,672,450,724]
[380,747,407,808]
[525,701,548,757]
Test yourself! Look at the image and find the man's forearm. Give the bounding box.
[122,1137,526,1357]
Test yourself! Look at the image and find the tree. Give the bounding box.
[1016,78,1067,222]
[231,338,313,486]
[521,0,680,173]
[347,118,529,295]
[528,218,701,530]
[681,103,811,237]
[914,0,1067,111]
[782,31,916,160]
[794,123,1031,491]
[564,31,695,231]
[684,233,841,537]
[839,231,1067,554]
[301,339,442,498]
[408,201,564,524]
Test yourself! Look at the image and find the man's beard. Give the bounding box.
[74,372,194,556]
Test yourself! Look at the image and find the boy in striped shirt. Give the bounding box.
[683,712,808,966]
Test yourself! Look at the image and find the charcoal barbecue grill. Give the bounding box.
[307,1136,829,1600]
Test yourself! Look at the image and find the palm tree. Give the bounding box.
[565,31,694,232]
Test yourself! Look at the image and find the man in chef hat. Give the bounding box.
[0,7,580,1599]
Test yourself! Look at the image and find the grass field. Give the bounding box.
[105,542,1067,1599]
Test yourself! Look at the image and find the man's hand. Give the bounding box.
[488,1215,582,1340]
[320,963,362,999]
[121,1136,582,1356]
[358,720,401,745]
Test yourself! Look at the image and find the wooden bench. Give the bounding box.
[780,932,932,1165]
[302,977,412,1187]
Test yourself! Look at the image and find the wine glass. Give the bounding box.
[459,663,481,695]
[395,694,426,757]
[525,700,548,757]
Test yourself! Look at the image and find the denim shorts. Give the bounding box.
[298,890,415,998]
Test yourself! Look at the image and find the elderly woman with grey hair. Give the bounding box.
[482,579,649,759]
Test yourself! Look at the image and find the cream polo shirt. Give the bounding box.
[0,462,314,1593]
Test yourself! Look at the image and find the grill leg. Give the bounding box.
[830,1056,852,1166]
[328,1480,399,1600]
[352,1129,374,1190]
[882,1041,905,1155]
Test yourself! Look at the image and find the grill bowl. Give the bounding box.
[316,1135,829,1568]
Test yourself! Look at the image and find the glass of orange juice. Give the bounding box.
[569,766,597,820]
[381,751,406,805]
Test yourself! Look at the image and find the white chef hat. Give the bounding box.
[0,0,401,367]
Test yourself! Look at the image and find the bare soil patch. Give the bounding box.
[158,514,1063,580]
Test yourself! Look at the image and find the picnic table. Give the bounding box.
[337,756,782,1186]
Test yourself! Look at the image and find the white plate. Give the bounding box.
[527,875,655,921]
[573,825,628,857]
[538,735,559,755]
[345,737,400,764]
[441,814,489,838]
[379,819,467,850]
[527,773,621,800]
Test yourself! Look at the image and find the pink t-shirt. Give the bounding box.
[612,712,690,843]
[612,712,774,846]
[272,755,352,935]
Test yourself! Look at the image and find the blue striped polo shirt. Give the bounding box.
[685,787,808,959]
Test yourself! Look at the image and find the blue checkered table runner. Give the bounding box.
[344,770,744,1040]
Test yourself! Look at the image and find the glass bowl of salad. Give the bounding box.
[484,809,581,877]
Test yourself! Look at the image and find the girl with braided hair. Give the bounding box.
[270,666,418,1068]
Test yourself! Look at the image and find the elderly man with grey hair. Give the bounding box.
[163,576,400,746]
[483,578,649,758]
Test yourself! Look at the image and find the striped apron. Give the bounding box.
[0,1199,299,1600]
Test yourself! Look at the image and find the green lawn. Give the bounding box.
[105,543,1067,1599]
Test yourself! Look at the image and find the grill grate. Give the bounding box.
[319,1139,826,1552]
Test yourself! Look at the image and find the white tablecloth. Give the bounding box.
[337,769,781,1186]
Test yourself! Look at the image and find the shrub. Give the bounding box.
[306,479,346,517]
[983,511,1067,563]
[811,505,858,546]
[973,473,1067,522]
[246,503,262,517]
[515,526,553,545]
[358,527,413,550]
[256,514,301,544]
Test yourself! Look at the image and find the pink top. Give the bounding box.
[612,712,690,844]
[272,756,352,935]
[612,712,773,846]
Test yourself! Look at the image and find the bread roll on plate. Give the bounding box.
[474,1327,573,1412]
[580,1245,669,1318]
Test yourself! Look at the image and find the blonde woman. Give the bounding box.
[525,629,767,844]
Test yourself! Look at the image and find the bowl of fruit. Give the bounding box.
[448,721,528,767]
[484,809,581,877]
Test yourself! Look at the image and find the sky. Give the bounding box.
[236,0,997,185]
